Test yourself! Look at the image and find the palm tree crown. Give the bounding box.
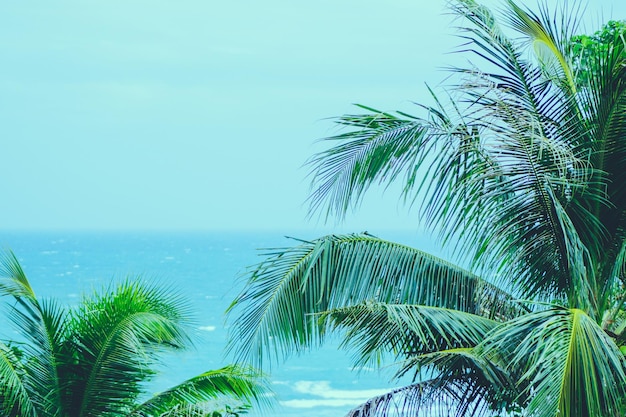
[227,1,626,416]
[0,251,272,417]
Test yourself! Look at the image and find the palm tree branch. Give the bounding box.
[0,342,36,416]
[226,234,523,367]
[72,281,192,417]
[0,251,66,416]
[481,307,626,417]
[318,302,499,369]
[130,365,272,416]
[344,374,507,417]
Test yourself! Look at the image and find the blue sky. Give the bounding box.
[1,0,624,232]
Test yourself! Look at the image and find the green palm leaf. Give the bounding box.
[306,106,428,221]
[344,375,506,417]
[131,365,272,416]
[0,250,66,416]
[481,307,626,417]
[0,342,35,416]
[0,252,271,417]
[66,280,193,417]
[0,251,35,301]
[319,302,498,369]
[502,0,579,91]
[227,234,522,366]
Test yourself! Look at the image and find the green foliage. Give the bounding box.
[570,20,626,85]
[227,1,626,416]
[0,251,272,417]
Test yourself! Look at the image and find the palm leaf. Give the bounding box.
[502,0,579,92]
[226,234,523,367]
[306,107,428,221]
[131,365,272,417]
[0,250,36,301]
[344,375,507,417]
[318,302,498,370]
[0,342,35,416]
[0,250,66,416]
[481,307,626,417]
[65,280,193,417]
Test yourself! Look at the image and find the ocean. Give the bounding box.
[0,230,425,417]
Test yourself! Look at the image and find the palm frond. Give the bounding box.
[0,250,66,416]
[0,250,36,301]
[502,0,579,92]
[306,107,428,221]
[131,365,272,417]
[66,279,193,417]
[344,375,508,417]
[481,307,626,417]
[226,234,522,367]
[319,302,498,370]
[0,342,35,417]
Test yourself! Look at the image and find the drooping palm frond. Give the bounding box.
[0,250,66,416]
[502,0,581,92]
[0,342,35,417]
[226,233,523,367]
[64,280,194,417]
[0,251,36,301]
[131,365,272,417]
[343,374,510,417]
[306,106,429,222]
[318,302,498,369]
[480,306,626,417]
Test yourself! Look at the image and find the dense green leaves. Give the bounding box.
[227,1,626,416]
[0,251,271,417]
[480,307,626,417]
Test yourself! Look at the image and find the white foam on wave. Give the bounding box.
[281,398,364,408]
[198,325,216,332]
[281,380,391,409]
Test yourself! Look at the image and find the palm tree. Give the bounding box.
[226,1,626,416]
[0,250,271,417]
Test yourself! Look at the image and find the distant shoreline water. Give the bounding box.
[0,229,430,417]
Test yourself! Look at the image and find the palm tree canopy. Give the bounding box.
[227,1,626,416]
[0,250,272,417]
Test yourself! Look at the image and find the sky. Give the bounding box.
[1,0,625,232]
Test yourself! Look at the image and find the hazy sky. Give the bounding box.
[1,0,624,232]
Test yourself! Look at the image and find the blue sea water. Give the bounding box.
[0,230,428,417]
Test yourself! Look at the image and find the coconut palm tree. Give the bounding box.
[0,250,271,417]
[226,1,626,416]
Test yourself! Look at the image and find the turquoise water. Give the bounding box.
[0,230,426,417]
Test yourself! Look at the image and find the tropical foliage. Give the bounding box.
[227,1,626,416]
[0,251,271,417]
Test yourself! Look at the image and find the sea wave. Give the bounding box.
[280,380,391,409]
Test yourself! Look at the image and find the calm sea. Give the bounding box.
[0,230,426,417]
